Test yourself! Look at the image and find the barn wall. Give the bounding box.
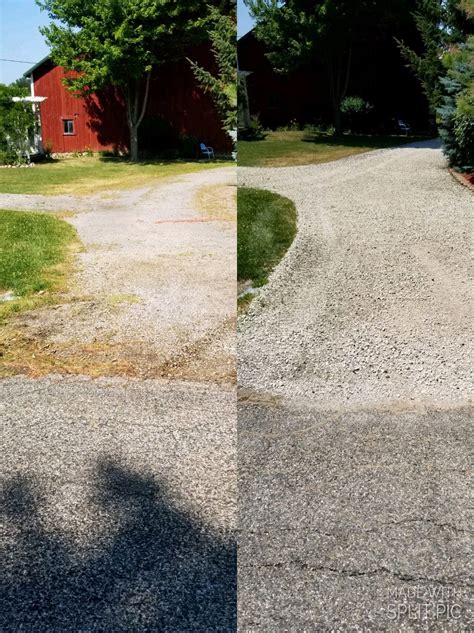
[33,47,231,154]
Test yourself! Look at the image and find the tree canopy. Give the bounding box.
[396,0,473,122]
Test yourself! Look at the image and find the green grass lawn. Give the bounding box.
[0,156,228,196]
[238,187,296,290]
[238,130,429,167]
[0,210,79,321]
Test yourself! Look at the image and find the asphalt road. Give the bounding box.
[239,400,472,630]
[1,376,236,631]
[238,142,472,630]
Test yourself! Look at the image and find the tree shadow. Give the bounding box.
[1,459,236,631]
[84,91,129,155]
[301,132,436,149]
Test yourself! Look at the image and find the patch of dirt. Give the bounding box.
[0,315,236,384]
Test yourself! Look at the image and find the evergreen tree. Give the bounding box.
[189,4,237,140]
[396,0,445,123]
[396,0,473,126]
[438,35,474,170]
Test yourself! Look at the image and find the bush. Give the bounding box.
[438,37,474,172]
[341,96,373,133]
[238,115,266,140]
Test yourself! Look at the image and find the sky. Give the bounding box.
[237,0,254,39]
[0,0,254,85]
[0,0,50,84]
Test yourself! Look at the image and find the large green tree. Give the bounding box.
[245,0,382,134]
[37,0,208,161]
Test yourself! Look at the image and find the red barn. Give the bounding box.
[25,47,231,156]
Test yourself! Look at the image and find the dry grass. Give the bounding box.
[194,183,237,222]
[0,156,228,196]
[238,130,428,167]
[0,328,136,378]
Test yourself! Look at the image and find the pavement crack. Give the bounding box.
[243,517,471,538]
[243,560,472,588]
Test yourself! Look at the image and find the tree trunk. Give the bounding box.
[130,125,139,162]
[125,71,151,162]
[333,101,342,135]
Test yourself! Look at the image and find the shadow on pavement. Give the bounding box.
[1,459,236,631]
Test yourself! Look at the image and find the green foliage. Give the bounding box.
[0,84,35,165]
[189,4,237,134]
[438,36,474,170]
[396,0,446,118]
[237,187,296,286]
[238,115,266,140]
[341,96,371,114]
[341,95,373,133]
[396,0,473,120]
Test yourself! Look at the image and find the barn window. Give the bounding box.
[63,119,75,135]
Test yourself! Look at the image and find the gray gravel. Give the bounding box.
[0,167,236,381]
[238,140,472,408]
[238,141,473,630]
[1,376,236,631]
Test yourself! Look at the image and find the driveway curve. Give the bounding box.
[239,140,472,408]
[1,167,236,382]
[238,141,472,630]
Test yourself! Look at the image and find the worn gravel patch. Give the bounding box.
[0,167,236,382]
[238,140,472,408]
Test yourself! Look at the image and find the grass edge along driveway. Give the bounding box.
[238,130,430,167]
[0,209,80,323]
[0,156,229,196]
[238,187,296,307]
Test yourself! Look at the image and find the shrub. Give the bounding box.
[341,96,373,133]
[43,139,54,159]
[303,122,336,135]
[438,37,474,172]
[239,115,266,140]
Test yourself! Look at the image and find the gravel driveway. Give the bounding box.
[1,168,236,630]
[238,141,472,629]
[0,167,236,382]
